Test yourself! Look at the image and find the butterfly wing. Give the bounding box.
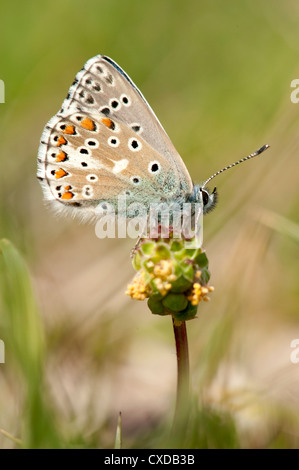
[37,55,193,219]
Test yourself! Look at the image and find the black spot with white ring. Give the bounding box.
[110,98,120,110]
[85,138,99,149]
[108,136,120,147]
[128,137,142,152]
[148,161,161,174]
[131,176,141,185]
[87,174,98,182]
[121,94,131,106]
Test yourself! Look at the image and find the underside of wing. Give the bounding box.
[57,55,193,192]
[37,110,188,220]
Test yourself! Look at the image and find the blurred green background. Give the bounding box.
[0,0,299,449]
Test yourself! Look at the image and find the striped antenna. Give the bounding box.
[201,144,270,189]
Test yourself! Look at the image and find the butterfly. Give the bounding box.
[37,55,269,226]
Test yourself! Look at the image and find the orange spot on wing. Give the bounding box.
[81,118,96,131]
[61,191,74,200]
[65,185,71,190]
[57,136,67,146]
[63,125,76,134]
[55,168,68,179]
[56,151,67,162]
[101,118,114,129]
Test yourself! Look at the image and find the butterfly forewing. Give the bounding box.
[38,55,193,219]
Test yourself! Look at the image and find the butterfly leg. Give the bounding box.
[130,233,143,258]
[130,214,150,258]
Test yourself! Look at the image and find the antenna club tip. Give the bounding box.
[258,144,270,154]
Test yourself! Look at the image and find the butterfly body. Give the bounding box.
[37,55,217,221]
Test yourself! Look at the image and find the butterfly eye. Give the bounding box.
[201,187,218,214]
[202,190,209,206]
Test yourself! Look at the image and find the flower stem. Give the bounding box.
[172,318,190,428]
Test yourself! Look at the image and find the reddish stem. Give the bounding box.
[172,318,190,426]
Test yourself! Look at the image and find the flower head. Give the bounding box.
[126,232,214,322]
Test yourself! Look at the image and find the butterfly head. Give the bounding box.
[189,184,218,215]
[201,186,218,214]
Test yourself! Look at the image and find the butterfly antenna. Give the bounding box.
[201,144,270,189]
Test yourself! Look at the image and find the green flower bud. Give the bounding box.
[148,297,167,315]
[126,232,214,321]
[170,275,193,293]
[162,293,188,312]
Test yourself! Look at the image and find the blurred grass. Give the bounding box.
[0,0,299,449]
[0,239,61,448]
